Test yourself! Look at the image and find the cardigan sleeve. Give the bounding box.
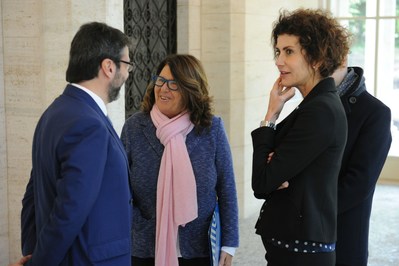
[214,117,239,248]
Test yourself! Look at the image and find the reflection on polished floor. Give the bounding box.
[234,184,399,266]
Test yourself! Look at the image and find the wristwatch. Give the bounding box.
[260,120,276,130]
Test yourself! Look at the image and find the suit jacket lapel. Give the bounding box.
[102,115,129,162]
[63,84,128,162]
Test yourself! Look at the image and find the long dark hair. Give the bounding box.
[142,54,214,131]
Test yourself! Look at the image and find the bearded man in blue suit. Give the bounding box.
[14,22,134,266]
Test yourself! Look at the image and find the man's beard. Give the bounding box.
[108,85,121,103]
[108,70,125,103]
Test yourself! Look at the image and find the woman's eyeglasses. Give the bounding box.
[152,75,178,91]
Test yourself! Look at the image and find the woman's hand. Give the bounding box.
[266,152,274,164]
[266,152,289,190]
[264,77,296,122]
[277,181,289,190]
[219,251,233,266]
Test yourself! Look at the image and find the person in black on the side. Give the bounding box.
[332,60,392,266]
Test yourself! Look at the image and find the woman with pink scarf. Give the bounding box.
[121,54,239,266]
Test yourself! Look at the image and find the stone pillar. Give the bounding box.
[0,1,10,263]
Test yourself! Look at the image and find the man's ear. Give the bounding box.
[100,58,115,79]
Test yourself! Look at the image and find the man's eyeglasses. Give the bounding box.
[119,60,135,72]
[152,75,178,91]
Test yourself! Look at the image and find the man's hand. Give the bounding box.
[8,255,32,266]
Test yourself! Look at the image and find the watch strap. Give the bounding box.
[260,120,276,130]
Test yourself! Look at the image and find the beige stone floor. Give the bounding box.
[234,184,399,265]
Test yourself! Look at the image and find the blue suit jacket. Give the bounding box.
[21,84,132,265]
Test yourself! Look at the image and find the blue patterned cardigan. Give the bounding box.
[120,111,239,258]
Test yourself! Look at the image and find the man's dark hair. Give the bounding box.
[66,22,130,83]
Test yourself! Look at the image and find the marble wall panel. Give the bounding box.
[177,0,201,56]
[3,0,43,262]
[0,2,10,264]
[201,14,231,62]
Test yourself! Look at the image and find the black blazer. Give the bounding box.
[251,78,347,243]
[336,67,391,265]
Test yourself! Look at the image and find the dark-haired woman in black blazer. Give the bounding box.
[251,8,350,266]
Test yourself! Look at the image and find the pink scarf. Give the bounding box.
[150,105,198,266]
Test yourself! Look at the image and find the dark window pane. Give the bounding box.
[124,0,177,119]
